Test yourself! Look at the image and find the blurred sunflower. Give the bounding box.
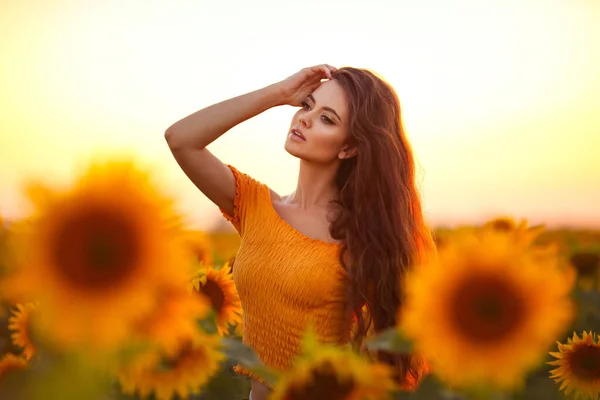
[271,329,396,400]
[0,215,13,289]
[117,332,225,400]
[481,216,544,247]
[549,331,600,399]
[189,264,242,336]
[182,230,213,268]
[483,216,520,232]
[0,353,28,379]
[3,160,194,351]
[8,302,38,360]
[401,231,574,390]
[133,283,209,355]
[233,319,244,337]
[207,232,240,263]
[569,251,600,291]
[570,251,599,279]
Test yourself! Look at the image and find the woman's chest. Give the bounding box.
[232,234,347,308]
[271,202,336,244]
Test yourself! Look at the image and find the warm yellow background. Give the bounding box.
[1,0,599,229]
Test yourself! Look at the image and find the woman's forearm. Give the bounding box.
[164,83,284,150]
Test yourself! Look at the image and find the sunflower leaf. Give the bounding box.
[197,311,219,335]
[245,365,279,387]
[459,384,512,400]
[219,338,279,386]
[365,328,413,353]
[220,337,262,368]
[393,375,452,400]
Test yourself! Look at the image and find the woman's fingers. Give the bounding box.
[324,64,337,73]
[307,64,336,79]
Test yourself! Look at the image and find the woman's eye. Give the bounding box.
[301,101,311,110]
[321,115,333,124]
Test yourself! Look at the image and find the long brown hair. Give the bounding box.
[329,67,434,387]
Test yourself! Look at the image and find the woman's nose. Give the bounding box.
[298,113,310,128]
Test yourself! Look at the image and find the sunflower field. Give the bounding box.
[0,158,598,400]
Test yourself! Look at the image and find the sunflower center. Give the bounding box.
[450,273,525,344]
[51,207,141,291]
[200,280,225,313]
[286,361,356,400]
[490,219,516,232]
[159,340,194,371]
[569,252,599,277]
[570,344,600,380]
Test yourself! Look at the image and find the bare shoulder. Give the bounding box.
[269,188,283,203]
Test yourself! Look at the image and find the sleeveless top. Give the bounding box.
[219,165,349,385]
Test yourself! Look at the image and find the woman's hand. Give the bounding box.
[275,64,337,107]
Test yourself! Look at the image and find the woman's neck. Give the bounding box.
[288,159,339,210]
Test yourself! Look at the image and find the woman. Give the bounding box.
[165,65,434,400]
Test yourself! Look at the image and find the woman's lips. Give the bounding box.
[290,128,306,141]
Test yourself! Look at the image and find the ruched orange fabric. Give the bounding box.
[219,165,348,386]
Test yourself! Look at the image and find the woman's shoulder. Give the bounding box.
[225,164,271,193]
[268,189,284,203]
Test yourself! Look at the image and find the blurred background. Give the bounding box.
[1,0,599,231]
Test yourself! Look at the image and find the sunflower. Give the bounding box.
[481,216,544,247]
[549,331,600,399]
[0,215,15,286]
[182,230,213,268]
[8,302,38,360]
[482,216,520,232]
[400,231,575,390]
[132,283,210,355]
[570,251,599,279]
[270,329,396,400]
[117,332,225,400]
[3,160,194,351]
[207,232,240,262]
[189,264,242,336]
[0,353,28,379]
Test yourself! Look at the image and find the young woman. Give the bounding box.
[165,65,434,400]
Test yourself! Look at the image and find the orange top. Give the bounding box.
[219,165,349,385]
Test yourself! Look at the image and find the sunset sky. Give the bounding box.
[1,0,599,229]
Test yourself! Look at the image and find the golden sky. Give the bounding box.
[1,0,599,229]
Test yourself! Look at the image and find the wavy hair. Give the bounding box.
[328,67,434,388]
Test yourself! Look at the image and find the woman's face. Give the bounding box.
[284,79,350,164]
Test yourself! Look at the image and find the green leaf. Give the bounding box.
[365,328,413,353]
[393,375,456,400]
[220,338,262,369]
[195,359,252,400]
[245,365,279,387]
[458,384,513,400]
[411,375,449,399]
[197,310,219,335]
[0,348,112,400]
[219,338,278,386]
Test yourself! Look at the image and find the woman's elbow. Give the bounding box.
[164,127,183,150]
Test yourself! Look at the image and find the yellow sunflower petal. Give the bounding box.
[132,283,210,355]
[0,353,28,380]
[8,302,38,360]
[181,230,213,268]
